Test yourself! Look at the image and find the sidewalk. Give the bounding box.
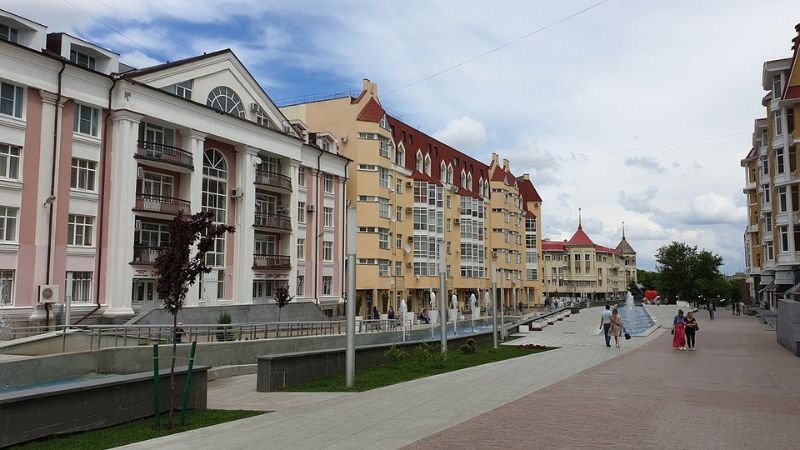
[119,307,799,449]
[408,311,800,449]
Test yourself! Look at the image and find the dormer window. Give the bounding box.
[773,75,783,99]
[447,164,453,184]
[423,154,431,176]
[0,24,18,43]
[460,170,466,188]
[467,173,473,190]
[416,151,423,172]
[207,86,245,118]
[70,49,95,70]
[379,114,390,131]
[440,162,446,183]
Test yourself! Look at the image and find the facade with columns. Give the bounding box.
[282,80,544,316]
[741,23,800,310]
[0,9,348,324]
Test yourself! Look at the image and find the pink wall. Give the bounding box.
[15,88,43,307]
[51,100,74,297]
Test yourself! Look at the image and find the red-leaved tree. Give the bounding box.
[154,211,235,425]
[274,284,294,322]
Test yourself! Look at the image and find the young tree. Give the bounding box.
[655,242,698,301]
[273,284,294,322]
[153,211,235,425]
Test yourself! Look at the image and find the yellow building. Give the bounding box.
[541,218,636,302]
[282,80,543,315]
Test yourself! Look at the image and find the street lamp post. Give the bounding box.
[439,238,447,353]
[491,256,498,348]
[345,206,357,388]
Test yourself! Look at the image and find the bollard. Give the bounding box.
[152,344,161,430]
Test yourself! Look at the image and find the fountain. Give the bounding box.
[399,298,408,342]
[616,290,655,336]
[470,292,479,331]
[626,291,635,308]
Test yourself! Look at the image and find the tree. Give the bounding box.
[655,241,724,303]
[274,284,294,322]
[153,211,234,426]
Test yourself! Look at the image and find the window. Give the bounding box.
[206,86,245,117]
[297,202,306,224]
[0,82,24,119]
[395,261,402,276]
[396,233,402,249]
[68,214,94,246]
[323,207,334,228]
[252,280,273,299]
[297,238,305,260]
[763,185,770,204]
[379,114,390,130]
[766,241,774,261]
[379,229,390,249]
[324,174,334,193]
[378,198,390,219]
[780,225,789,252]
[764,212,772,232]
[423,154,431,176]
[322,276,332,295]
[779,186,787,212]
[378,167,389,188]
[298,167,305,187]
[379,137,391,158]
[135,221,170,248]
[202,149,228,223]
[162,80,193,99]
[794,224,800,252]
[0,270,13,306]
[70,49,96,70]
[70,158,97,192]
[378,260,390,277]
[773,75,783,99]
[73,103,99,137]
[0,206,18,242]
[396,206,402,222]
[775,110,783,136]
[297,275,305,296]
[67,271,92,304]
[776,148,785,174]
[323,241,333,261]
[0,24,18,43]
[396,177,403,194]
[254,105,274,128]
[0,144,20,180]
[793,186,799,212]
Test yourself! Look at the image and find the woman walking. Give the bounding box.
[684,312,698,351]
[609,308,624,348]
[672,309,687,350]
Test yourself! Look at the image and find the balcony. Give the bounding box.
[131,246,164,265]
[255,170,292,192]
[254,212,291,232]
[252,254,291,270]
[133,194,190,216]
[135,140,194,172]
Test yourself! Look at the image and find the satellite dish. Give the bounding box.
[404,245,411,254]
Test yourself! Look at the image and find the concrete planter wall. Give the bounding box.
[776,299,800,356]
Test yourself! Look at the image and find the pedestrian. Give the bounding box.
[372,305,380,320]
[387,306,395,320]
[708,302,715,320]
[609,308,623,348]
[684,312,698,351]
[599,305,612,347]
[174,322,185,344]
[672,309,687,350]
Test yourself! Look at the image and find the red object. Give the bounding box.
[644,290,658,300]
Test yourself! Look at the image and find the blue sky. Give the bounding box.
[8,0,800,273]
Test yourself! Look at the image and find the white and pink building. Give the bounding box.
[0,9,348,324]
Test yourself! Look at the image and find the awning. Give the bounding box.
[785,282,800,296]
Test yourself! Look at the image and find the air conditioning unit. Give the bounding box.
[307,204,316,213]
[405,181,412,188]
[230,188,244,198]
[250,102,260,112]
[38,284,59,304]
[407,236,413,242]
[341,136,348,143]
[406,262,413,268]
[454,219,460,225]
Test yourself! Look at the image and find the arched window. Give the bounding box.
[460,170,466,188]
[396,144,405,166]
[202,148,228,300]
[440,161,447,183]
[416,151,423,172]
[447,165,453,184]
[467,173,473,191]
[206,86,245,118]
[424,154,431,176]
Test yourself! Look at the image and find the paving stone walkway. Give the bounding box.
[407,311,800,449]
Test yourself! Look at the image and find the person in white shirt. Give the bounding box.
[599,305,612,347]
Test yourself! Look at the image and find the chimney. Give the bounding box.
[502,159,510,171]
[362,78,377,96]
[794,23,800,51]
[521,173,530,181]
[491,152,499,166]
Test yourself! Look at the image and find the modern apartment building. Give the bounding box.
[0,9,348,324]
[541,219,636,301]
[282,80,544,315]
[741,23,800,309]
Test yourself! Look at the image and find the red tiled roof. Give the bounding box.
[542,241,567,252]
[785,85,800,100]
[356,97,385,122]
[517,176,543,202]
[525,210,537,218]
[388,116,489,199]
[567,226,595,246]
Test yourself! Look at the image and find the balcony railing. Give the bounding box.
[135,140,194,170]
[134,194,190,215]
[253,254,291,270]
[254,170,292,191]
[254,212,291,231]
[131,246,165,264]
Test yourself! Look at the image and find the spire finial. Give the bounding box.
[578,207,582,229]
[622,221,626,239]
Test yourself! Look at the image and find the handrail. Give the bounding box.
[254,170,292,190]
[253,254,291,269]
[131,246,165,264]
[134,194,190,215]
[135,140,194,169]
[253,212,291,230]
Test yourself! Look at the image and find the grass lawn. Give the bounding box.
[287,341,552,392]
[12,409,263,450]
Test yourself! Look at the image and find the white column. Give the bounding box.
[232,146,257,304]
[287,160,300,297]
[181,129,205,307]
[103,111,142,317]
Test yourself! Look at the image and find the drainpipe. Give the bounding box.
[314,148,323,304]
[76,76,117,324]
[341,159,350,314]
[43,62,65,329]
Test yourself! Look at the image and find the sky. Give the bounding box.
[8,0,800,274]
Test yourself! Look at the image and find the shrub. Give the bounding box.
[216,312,234,341]
[415,343,432,369]
[384,345,408,369]
[518,344,547,350]
[460,338,477,354]
[431,350,448,368]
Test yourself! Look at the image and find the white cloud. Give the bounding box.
[683,193,747,225]
[433,116,487,153]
